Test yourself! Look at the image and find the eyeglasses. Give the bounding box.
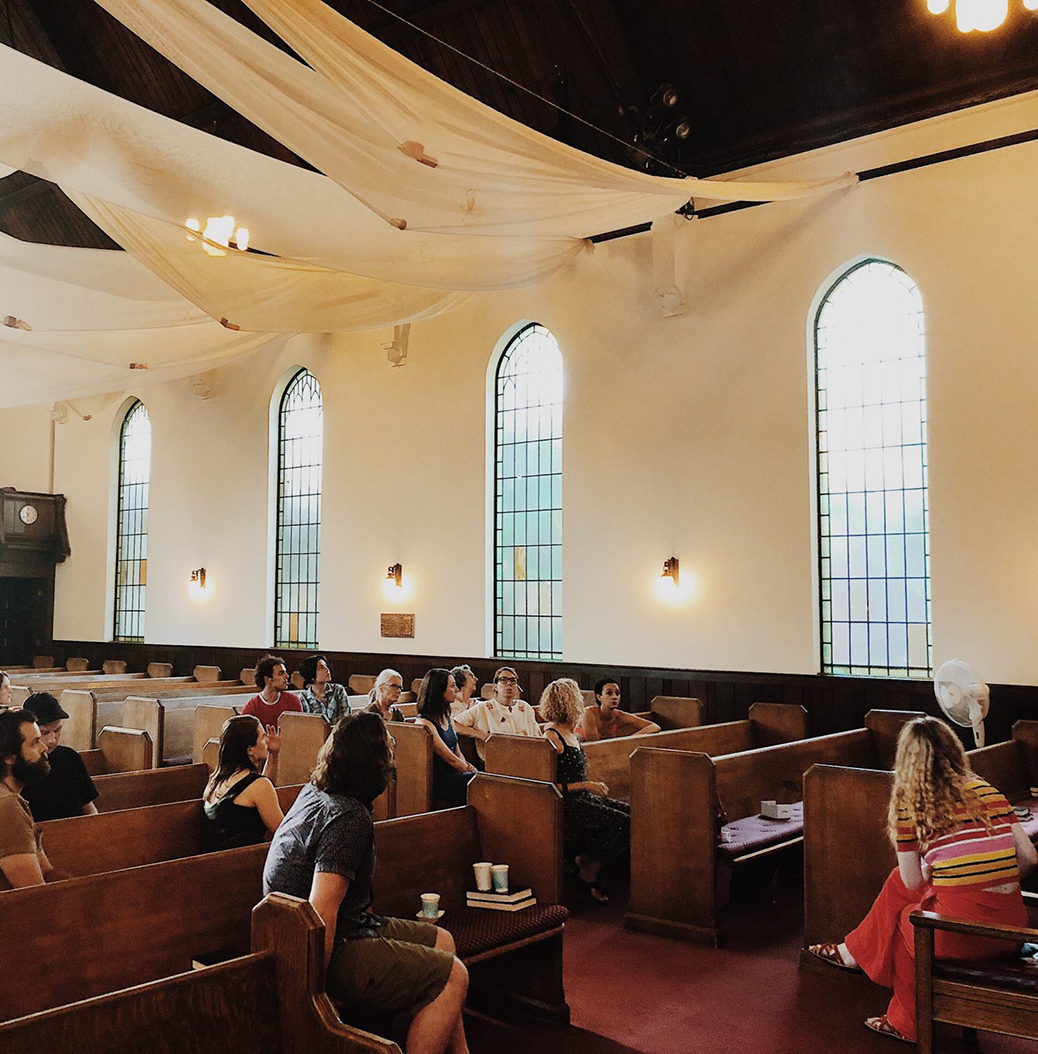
[387,683,403,690]
[496,676,519,684]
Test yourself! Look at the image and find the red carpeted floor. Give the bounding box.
[465,857,1037,1053]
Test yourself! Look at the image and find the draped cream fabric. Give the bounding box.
[94,0,857,236]
[0,230,278,408]
[72,193,473,332]
[0,44,584,291]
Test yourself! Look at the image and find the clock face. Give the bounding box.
[18,504,38,526]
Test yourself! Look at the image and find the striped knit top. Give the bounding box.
[896,777,1019,888]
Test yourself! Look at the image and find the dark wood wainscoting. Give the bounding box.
[49,640,1038,745]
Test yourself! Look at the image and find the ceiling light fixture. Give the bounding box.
[184,216,251,256]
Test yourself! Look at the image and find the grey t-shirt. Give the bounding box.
[262,783,381,938]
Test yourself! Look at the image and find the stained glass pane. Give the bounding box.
[114,401,150,642]
[275,370,322,649]
[816,261,931,677]
[495,325,563,660]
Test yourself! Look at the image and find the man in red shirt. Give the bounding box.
[242,654,303,728]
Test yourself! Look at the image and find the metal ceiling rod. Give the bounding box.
[588,124,1038,244]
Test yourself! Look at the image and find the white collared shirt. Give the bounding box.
[454,698,541,760]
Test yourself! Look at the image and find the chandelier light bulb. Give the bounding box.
[927,0,950,12]
[1025,0,1038,10]
[955,0,1008,31]
[234,226,250,251]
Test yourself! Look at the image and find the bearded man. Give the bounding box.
[0,708,61,889]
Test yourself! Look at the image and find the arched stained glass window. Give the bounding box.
[494,324,563,660]
[114,400,151,642]
[274,369,323,649]
[815,260,931,677]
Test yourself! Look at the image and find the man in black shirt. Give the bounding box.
[22,693,98,821]
[264,712,470,1054]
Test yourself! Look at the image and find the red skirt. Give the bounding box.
[844,867,1026,1040]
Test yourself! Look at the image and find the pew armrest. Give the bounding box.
[910,909,1038,944]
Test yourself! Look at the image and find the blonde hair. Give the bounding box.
[887,716,992,850]
[538,678,584,725]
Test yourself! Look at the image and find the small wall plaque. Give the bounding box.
[381,613,415,638]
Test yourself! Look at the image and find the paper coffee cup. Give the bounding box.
[491,864,509,893]
[473,862,493,892]
[421,892,440,918]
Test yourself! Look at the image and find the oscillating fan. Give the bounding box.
[934,659,990,748]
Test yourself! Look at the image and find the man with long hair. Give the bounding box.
[263,712,471,1054]
[0,708,60,889]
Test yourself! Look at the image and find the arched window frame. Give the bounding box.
[113,399,151,643]
[492,323,563,661]
[273,368,323,650]
[814,258,932,678]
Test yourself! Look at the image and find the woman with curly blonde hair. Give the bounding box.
[540,678,630,903]
[810,716,1036,1042]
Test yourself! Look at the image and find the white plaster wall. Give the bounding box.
[3,92,1037,682]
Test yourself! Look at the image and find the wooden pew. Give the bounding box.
[276,712,331,786]
[633,695,704,730]
[93,763,210,813]
[486,702,810,801]
[0,773,566,1029]
[348,674,376,694]
[627,708,923,945]
[911,909,1038,1054]
[801,718,1038,965]
[76,727,154,776]
[0,894,399,1054]
[37,786,303,877]
[192,704,239,764]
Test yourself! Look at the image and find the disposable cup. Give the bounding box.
[421,893,440,918]
[473,862,493,892]
[491,864,509,893]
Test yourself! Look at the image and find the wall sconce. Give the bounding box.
[386,563,403,588]
[661,557,680,586]
[189,567,208,601]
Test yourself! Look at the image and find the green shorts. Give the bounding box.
[327,917,454,1016]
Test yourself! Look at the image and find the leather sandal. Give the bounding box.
[807,943,860,972]
[864,1015,912,1043]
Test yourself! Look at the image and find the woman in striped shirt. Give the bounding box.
[810,715,1037,1042]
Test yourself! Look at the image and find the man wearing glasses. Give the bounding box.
[454,666,541,763]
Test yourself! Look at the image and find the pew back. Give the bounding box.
[93,763,209,813]
[276,712,331,786]
[644,695,705,730]
[0,844,269,1022]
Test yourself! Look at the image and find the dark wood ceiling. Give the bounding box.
[3,0,1038,247]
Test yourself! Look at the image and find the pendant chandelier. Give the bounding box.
[927,0,1038,32]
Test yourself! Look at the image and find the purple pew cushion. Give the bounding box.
[442,903,569,960]
[718,802,804,860]
[1011,797,1038,841]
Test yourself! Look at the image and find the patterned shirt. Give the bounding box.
[299,682,350,726]
[896,777,1019,888]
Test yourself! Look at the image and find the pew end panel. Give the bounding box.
[748,702,809,747]
[193,665,222,684]
[96,726,153,772]
[252,894,402,1054]
[911,910,1038,1054]
[626,748,720,945]
[484,732,556,783]
[59,689,97,752]
[969,741,1032,802]
[348,674,376,695]
[277,713,332,787]
[32,655,54,668]
[193,705,239,764]
[468,773,563,904]
[101,659,128,675]
[864,709,927,769]
[93,763,209,813]
[121,697,164,768]
[801,764,895,959]
[147,662,174,679]
[66,657,90,672]
[390,720,433,817]
[646,695,705,730]
[202,737,220,772]
[79,748,106,776]
[240,668,257,687]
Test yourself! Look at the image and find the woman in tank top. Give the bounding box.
[203,715,284,850]
[416,668,476,807]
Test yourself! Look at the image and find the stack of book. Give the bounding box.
[466,887,536,912]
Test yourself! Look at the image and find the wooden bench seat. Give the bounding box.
[0,773,566,1031]
[34,785,303,878]
[628,708,922,946]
